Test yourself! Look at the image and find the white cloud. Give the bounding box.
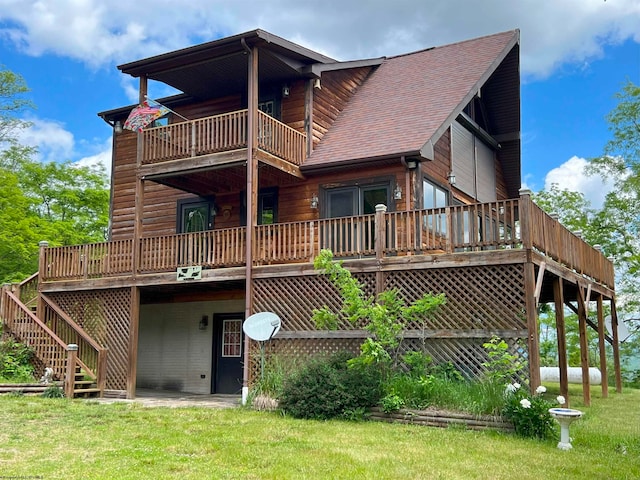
[0,0,638,78]
[17,117,74,163]
[544,156,615,209]
[16,116,112,175]
[75,138,112,176]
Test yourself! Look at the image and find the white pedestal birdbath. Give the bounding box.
[549,408,583,450]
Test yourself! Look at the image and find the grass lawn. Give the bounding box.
[0,384,638,479]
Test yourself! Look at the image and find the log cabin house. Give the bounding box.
[0,29,621,404]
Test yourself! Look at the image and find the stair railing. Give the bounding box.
[0,286,107,396]
[39,293,107,395]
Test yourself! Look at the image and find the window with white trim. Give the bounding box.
[222,319,242,357]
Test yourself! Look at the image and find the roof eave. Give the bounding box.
[118,29,336,78]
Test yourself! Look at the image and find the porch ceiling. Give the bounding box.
[149,161,302,197]
[140,280,245,304]
[118,29,334,101]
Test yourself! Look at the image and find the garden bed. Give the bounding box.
[369,406,514,432]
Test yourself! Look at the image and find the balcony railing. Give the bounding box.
[141,109,306,166]
[38,197,615,289]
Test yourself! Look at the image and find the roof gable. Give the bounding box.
[304,30,519,170]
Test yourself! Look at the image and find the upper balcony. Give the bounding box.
[139,109,306,175]
[38,195,615,291]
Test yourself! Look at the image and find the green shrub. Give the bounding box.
[41,385,65,398]
[381,393,405,413]
[502,383,556,439]
[0,336,35,383]
[279,353,382,420]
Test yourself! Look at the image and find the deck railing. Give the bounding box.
[141,109,306,166]
[257,110,306,166]
[139,228,246,273]
[37,196,614,288]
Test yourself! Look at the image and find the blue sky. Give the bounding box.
[0,0,639,207]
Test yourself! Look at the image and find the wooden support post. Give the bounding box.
[576,285,591,406]
[518,189,533,250]
[374,204,387,296]
[552,277,570,406]
[65,344,78,399]
[534,261,546,308]
[304,79,314,157]
[243,45,259,405]
[126,286,140,399]
[523,260,541,391]
[596,295,608,398]
[132,75,147,278]
[37,241,48,319]
[610,298,622,393]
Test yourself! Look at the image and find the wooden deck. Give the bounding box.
[38,195,614,290]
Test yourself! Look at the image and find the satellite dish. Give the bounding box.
[243,312,281,341]
[605,315,631,342]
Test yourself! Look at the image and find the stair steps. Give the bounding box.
[73,367,100,398]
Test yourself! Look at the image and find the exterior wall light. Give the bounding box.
[406,159,418,169]
[199,315,209,330]
[447,172,456,185]
[282,85,290,98]
[310,193,319,209]
[114,121,123,134]
[394,184,402,200]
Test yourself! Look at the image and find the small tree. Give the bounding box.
[312,249,445,370]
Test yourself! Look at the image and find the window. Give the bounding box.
[321,183,390,255]
[325,184,390,218]
[222,319,242,357]
[177,199,216,233]
[240,187,278,226]
[423,178,448,235]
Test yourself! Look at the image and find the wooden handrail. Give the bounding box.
[1,287,107,396]
[17,271,39,306]
[1,288,68,380]
[257,110,306,165]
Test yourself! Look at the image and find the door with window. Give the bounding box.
[176,199,216,266]
[322,184,389,255]
[212,313,245,394]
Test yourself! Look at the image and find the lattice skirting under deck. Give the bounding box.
[47,288,132,391]
[251,263,529,385]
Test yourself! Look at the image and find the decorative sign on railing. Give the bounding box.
[177,265,202,281]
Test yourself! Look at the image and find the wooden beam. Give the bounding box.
[553,277,570,407]
[127,286,140,399]
[576,284,591,406]
[255,149,304,178]
[534,261,546,307]
[275,328,530,340]
[523,261,541,391]
[583,283,592,314]
[596,295,608,398]
[304,78,313,156]
[140,149,248,178]
[611,298,623,393]
[243,45,258,401]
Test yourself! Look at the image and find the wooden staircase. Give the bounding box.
[0,274,107,399]
[73,366,101,398]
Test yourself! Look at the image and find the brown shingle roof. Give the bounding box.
[303,30,519,169]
